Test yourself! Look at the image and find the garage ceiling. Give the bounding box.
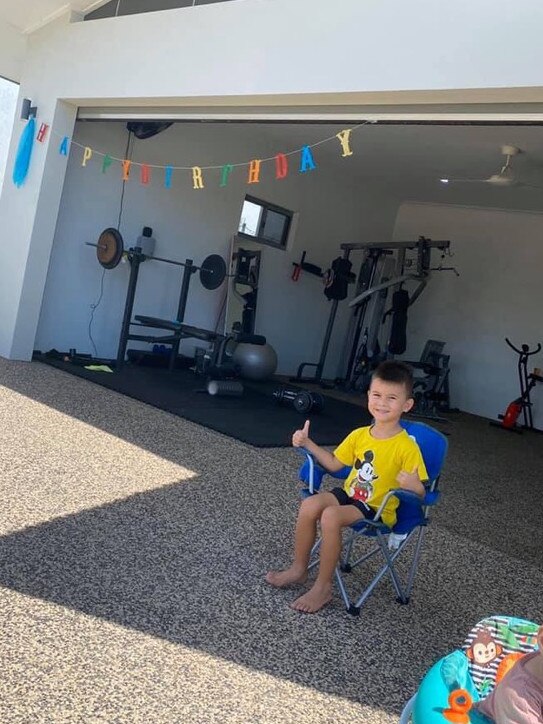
[259,122,543,210]
[272,121,543,212]
[82,119,543,213]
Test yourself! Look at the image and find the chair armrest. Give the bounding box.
[297,449,349,495]
[372,488,428,524]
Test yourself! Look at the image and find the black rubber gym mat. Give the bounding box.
[36,357,371,448]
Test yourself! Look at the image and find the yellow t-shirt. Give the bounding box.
[333,426,428,528]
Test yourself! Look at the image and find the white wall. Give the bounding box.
[0,19,26,83]
[21,0,543,102]
[393,202,543,429]
[5,0,543,362]
[0,100,77,360]
[35,121,399,374]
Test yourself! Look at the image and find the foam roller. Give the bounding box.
[207,379,244,397]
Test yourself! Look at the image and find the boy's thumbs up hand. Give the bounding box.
[292,419,311,448]
[396,467,421,490]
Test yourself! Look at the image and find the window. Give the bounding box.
[0,77,18,193]
[86,0,239,21]
[238,195,293,249]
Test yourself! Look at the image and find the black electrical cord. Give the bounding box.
[87,268,105,358]
[214,289,228,333]
[88,130,133,359]
[116,131,133,232]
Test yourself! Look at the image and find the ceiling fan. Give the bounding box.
[440,144,543,190]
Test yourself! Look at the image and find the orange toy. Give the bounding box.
[442,688,473,723]
[495,652,526,684]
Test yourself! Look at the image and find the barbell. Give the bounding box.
[86,227,227,291]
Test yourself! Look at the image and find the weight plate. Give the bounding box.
[97,228,124,269]
[293,391,312,413]
[200,254,226,290]
[311,392,325,412]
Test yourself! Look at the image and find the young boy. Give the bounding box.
[266,360,428,613]
[474,625,543,723]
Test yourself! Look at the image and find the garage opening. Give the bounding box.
[34,113,543,444]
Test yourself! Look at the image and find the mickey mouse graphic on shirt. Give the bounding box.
[348,450,379,502]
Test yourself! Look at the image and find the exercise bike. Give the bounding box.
[494,338,542,432]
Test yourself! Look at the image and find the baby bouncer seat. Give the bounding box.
[399,615,540,723]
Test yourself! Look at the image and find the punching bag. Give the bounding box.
[324,257,352,300]
[388,289,409,355]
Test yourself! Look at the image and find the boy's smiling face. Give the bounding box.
[367,377,414,424]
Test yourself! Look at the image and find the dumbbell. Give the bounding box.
[272,386,325,414]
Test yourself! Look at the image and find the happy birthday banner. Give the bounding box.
[64,122,375,190]
[14,119,374,189]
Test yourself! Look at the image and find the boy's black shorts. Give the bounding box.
[330,487,376,519]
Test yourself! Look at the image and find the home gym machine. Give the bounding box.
[229,246,261,336]
[405,339,452,423]
[293,237,453,388]
[493,338,542,432]
[343,238,456,392]
[87,227,228,371]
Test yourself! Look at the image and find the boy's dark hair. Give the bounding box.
[371,360,414,397]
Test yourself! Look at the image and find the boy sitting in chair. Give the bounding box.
[266,361,428,613]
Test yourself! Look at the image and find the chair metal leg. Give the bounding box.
[405,526,426,600]
[351,532,415,610]
[334,566,353,611]
[311,525,426,614]
[350,557,393,611]
[377,531,407,602]
[340,530,357,571]
[307,537,322,571]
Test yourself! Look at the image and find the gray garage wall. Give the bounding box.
[35,121,400,376]
[394,201,543,428]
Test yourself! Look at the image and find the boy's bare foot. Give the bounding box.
[265,566,308,588]
[290,583,332,613]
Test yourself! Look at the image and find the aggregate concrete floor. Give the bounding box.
[0,359,541,723]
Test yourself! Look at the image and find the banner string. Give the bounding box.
[52,120,375,170]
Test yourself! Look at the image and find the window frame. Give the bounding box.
[238,194,293,250]
[0,76,19,194]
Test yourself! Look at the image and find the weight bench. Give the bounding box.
[103,227,228,371]
[133,316,266,376]
[132,315,226,371]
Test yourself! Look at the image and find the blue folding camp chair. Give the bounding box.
[298,420,448,615]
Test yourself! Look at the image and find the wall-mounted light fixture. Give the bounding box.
[21,98,38,120]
